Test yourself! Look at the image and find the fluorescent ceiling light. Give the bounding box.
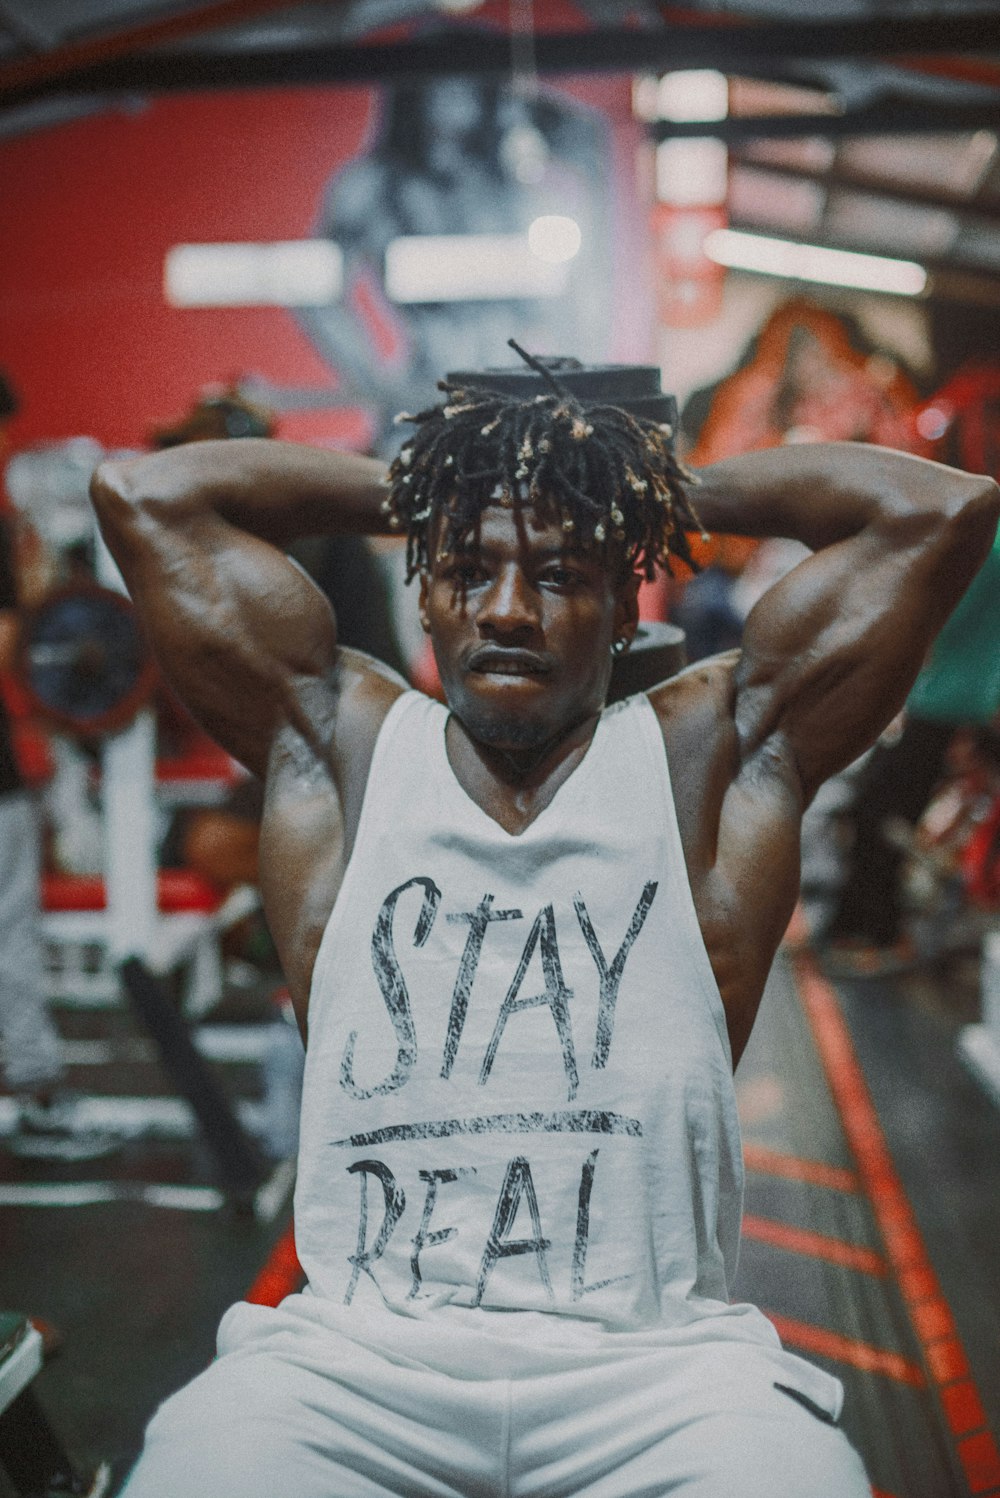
[527,215,582,264]
[385,234,568,302]
[656,138,729,206]
[703,228,928,295]
[165,241,343,307]
[657,70,728,123]
[633,69,728,125]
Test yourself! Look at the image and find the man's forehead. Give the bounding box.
[437,503,597,558]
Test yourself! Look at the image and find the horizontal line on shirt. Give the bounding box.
[330,1110,644,1149]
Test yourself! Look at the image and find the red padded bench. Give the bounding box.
[42,869,225,915]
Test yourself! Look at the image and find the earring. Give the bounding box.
[611,637,629,656]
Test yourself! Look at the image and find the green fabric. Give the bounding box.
[906,522,1000,725]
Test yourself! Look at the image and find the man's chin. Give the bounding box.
[449,696,554,754]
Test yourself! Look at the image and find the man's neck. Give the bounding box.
[445,708,602,835]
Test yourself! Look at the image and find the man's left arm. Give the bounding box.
[690,442,1000,803]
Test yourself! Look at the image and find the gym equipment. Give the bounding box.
[445,355,680,431]
[0,1314,107,1496]
[19,583,158,739]
[609,620,686,702]
[120,959,269,1202]
[21,534,270,1201]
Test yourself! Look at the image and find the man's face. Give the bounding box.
[419,503,639,758]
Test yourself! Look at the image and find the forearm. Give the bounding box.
[91,439,391,550]
[691,441,999,555]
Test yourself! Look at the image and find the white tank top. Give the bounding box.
[294,690,777,1348]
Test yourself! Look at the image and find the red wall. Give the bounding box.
[0,76,651,457]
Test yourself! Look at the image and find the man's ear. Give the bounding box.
[614,569,641,647]
[418,571,431,634]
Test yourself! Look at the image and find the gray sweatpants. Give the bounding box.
[0,791,63,1093]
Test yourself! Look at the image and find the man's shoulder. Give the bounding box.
[646,649,741,728]
[266,651,411,799]
[642,650,745,801]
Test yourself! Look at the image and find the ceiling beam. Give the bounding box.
[0,0,316,98]
[651,103,1000,142]
[3,11,1000,110]
[0,1,59,52]
[730,151,1000,225]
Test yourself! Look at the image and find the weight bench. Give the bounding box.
[42,869,235,1016]
[0,1313,103,1497]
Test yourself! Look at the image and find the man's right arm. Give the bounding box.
[90,439,395,778]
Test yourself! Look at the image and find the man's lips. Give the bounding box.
[466,646,551,677]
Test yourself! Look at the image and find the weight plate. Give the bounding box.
[19,584,157,737]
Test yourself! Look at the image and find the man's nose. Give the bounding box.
[477,564,539,636]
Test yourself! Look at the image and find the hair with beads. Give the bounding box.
[384,342,705,583]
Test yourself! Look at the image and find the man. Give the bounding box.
[92,350,999,1497]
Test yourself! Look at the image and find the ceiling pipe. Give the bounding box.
[0,0,312,97]
[3,12,1000,110]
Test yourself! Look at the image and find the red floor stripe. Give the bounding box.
[792,950,1000,1496]
[743,1141,861,1193]
[766,1312,925,1387]
[742,1213,887,1275]
[245,1223,303,1307]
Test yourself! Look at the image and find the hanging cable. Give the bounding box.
[510,0,538,100]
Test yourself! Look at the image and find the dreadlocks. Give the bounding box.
[384,343,706,583]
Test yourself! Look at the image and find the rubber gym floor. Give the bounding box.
[1,924,998,1498]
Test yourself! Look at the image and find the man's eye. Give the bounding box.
[449,561,486,585]
[543,567,581,587]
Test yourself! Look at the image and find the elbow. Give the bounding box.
[888,467,1000,557]
[944,473,1000,564]
[90,457,137,522]
[89,456,155,562]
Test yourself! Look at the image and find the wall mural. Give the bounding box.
[0,64,641,458]
[297,74,613,455]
